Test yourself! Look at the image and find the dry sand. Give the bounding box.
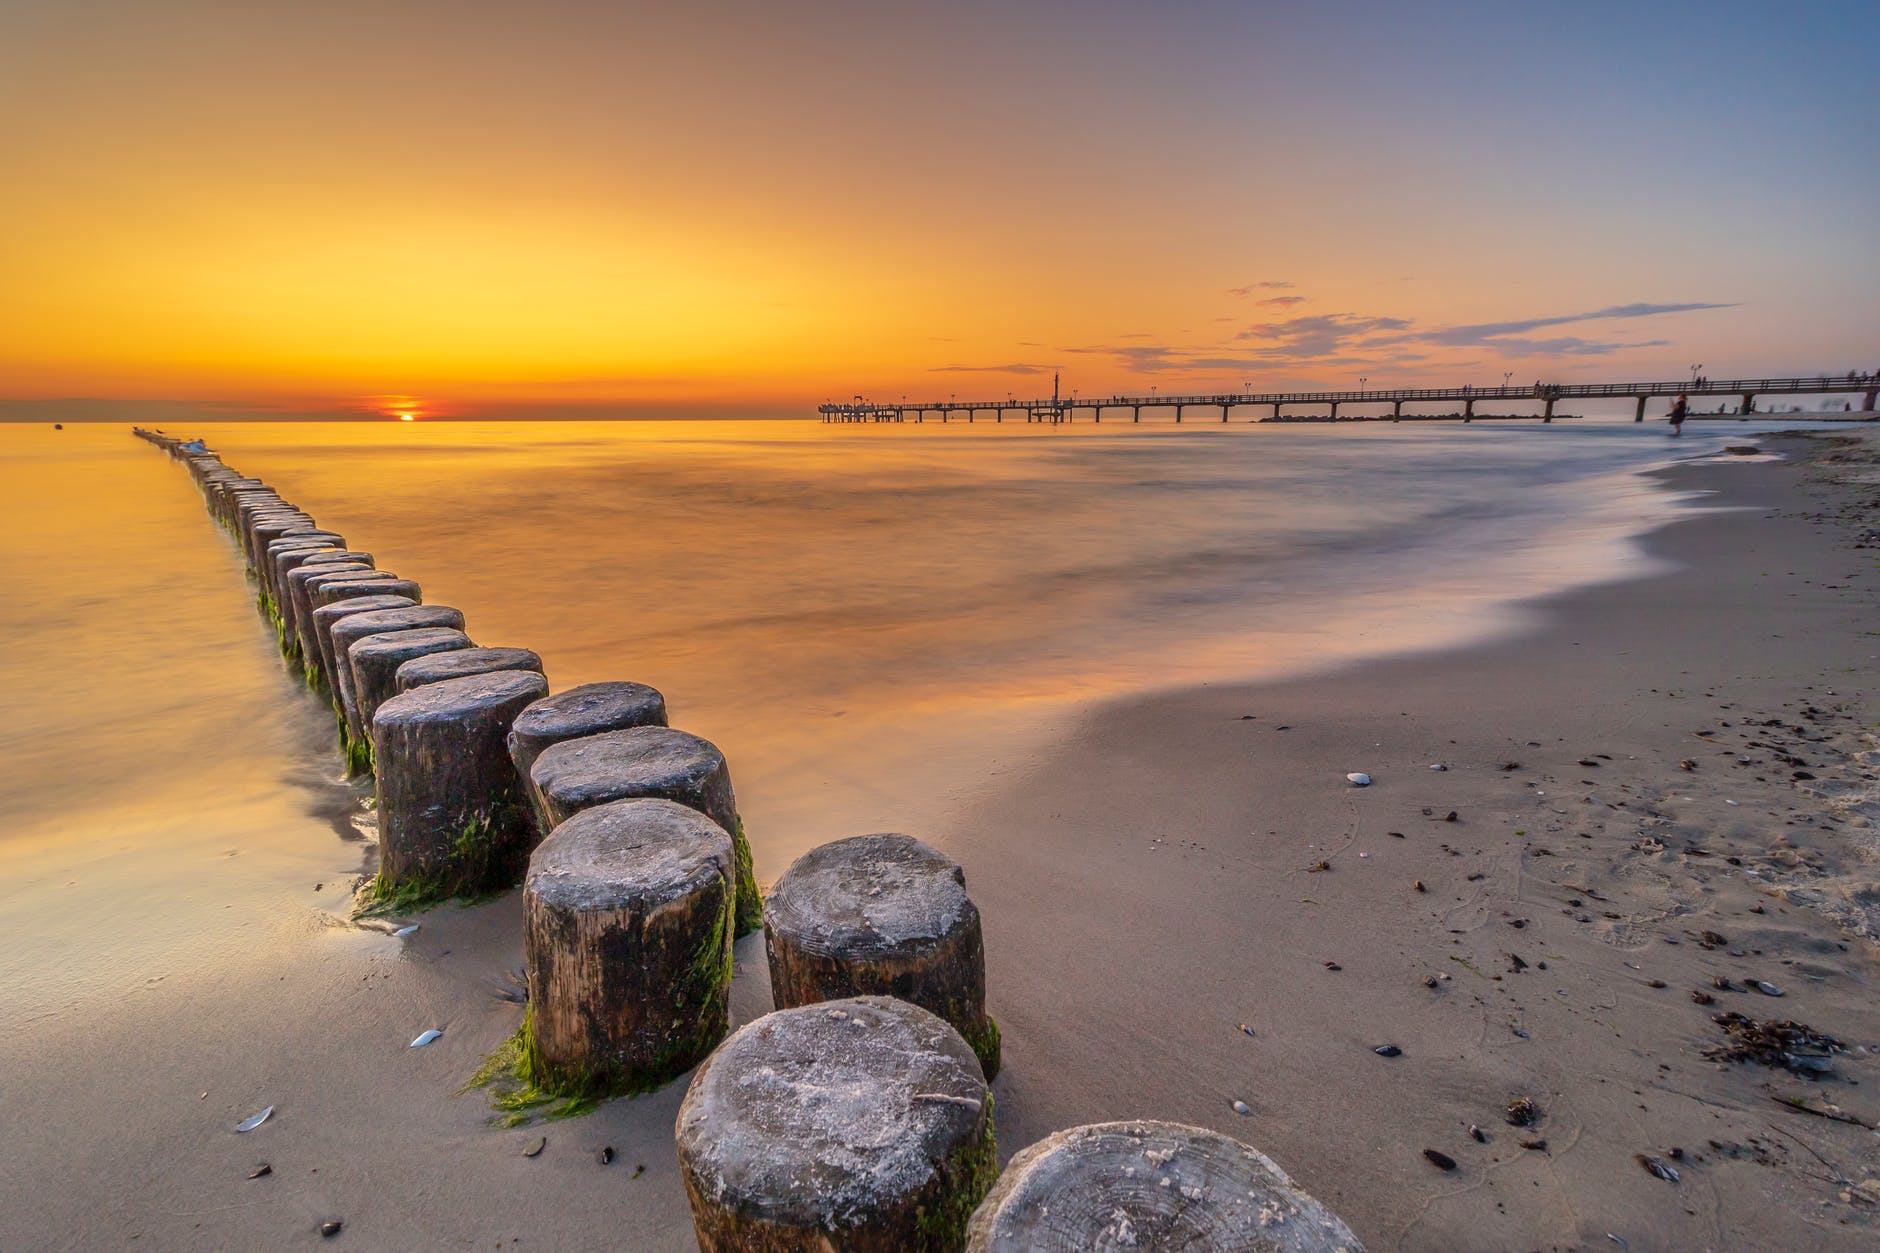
[4,430,1877,1251]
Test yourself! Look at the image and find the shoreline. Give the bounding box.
[2,429,1876,1250]
[942,429,1880,1250]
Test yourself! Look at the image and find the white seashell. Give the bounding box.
[236,1106,273,1132]
[1346,773,1372,787]
[1753,981,1784,997]
[1231,1099,1252,1115]
[393,924,419,937]
[1430,763,1447,771]
[410,1029,442,1047]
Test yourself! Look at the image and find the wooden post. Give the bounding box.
[286,554,376,683]
[506,681,669,828]
[965,1121,1364,1251]
[396,646,544,693]
[765,833,999,1077]
[522,798,734,1096]
[528,725,761,935]
[1635,395,1648,422]
[371,670,548,905]
[310,580,421,699]
[310,593,417,700]
[331,606,467,763]
[348,627,474,738]
[676,997,995,1251]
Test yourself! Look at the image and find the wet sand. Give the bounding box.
[4,431,1877,1251]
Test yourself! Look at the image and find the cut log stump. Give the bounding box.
[965,1121,1366,1252]
[330,605,467,764]
[765,833,999,1078]
[676,996,995,1252]
[505,681,667,830]
[507,681,669,774]
[522,798,734,1097]
[396,646,544,692]
[371,670,548,906]
[529,725,761,934]
[348,626,474,740]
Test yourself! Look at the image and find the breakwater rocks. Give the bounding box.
[134,426,1364,1250]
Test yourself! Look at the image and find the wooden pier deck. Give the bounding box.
[819,374,1879,425]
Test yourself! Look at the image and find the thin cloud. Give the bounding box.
[1257,295,1306,307]
[1424,301,1736,346]
[928,362,1052,374]
[1227,280,1294,297]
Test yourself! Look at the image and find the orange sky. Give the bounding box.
[2,1,1874,419]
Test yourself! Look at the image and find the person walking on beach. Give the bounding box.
[1669,392,1688,436]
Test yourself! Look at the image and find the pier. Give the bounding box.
[820,374,1879,425]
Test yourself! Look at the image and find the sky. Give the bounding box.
[1,0,1875,420]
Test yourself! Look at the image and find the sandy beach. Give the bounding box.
[3,428,1877,1252]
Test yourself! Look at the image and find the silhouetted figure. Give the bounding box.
[1669,393,1688,436]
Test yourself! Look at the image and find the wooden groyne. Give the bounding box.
[133,425,1366,1251]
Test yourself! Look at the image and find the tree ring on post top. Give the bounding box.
[965,1120,1367,1252]
[676,995,996,1251]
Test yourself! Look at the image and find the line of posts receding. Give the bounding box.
[125,424,1372,1251]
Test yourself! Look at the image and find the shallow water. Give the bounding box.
[0,416,1816,1030]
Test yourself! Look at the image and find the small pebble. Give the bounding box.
[1637,1154,1680,1183]
[1374,1044,1403,1057]
[320,1221,343,1239]
[1468,1125,1487,1143]
[598,1146,615,1165]
[1423,1149,1457,1171]
[247,1163,272,1180]
[1346,772,1372,787]
[1231,1099,1252,1115]
[1754,981,1784,997]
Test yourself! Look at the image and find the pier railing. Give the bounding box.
[819,374,1879,424]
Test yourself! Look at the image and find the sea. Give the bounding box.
[0,414,1824,1037]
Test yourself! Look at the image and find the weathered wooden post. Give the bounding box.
[395,646,544,693]
[309,585,418,698]
[285,553,376,682]
[505,681,668,830]
[965,1121,1365,1252]
[522,798,734,1097]
[263,533,344,604]
[262,535,345,640]
[331,606,467,767]
[765,834,998,1077]
[347,626,474,737]
[528,726,761,934]
[371,670,548,906]
[676,996,995,1251]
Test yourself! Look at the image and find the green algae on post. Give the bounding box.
[522,798,735,1098]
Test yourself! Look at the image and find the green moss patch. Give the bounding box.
[461,1011,601,1127]
[731,816,763,936]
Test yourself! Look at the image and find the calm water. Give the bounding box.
[0,416,1797,1031]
